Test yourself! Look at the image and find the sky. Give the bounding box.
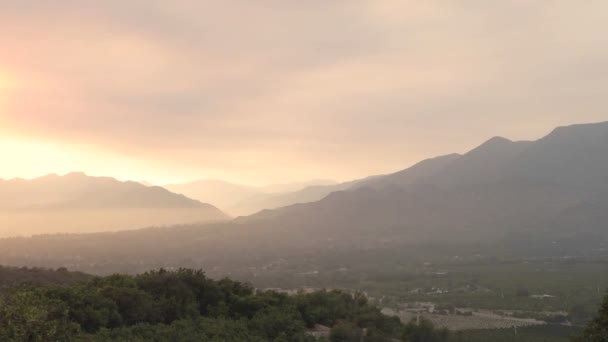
[1,1,607,185]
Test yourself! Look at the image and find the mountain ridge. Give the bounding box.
[0,173,228,237]
[0,121,607,273]
[166,178,340,216]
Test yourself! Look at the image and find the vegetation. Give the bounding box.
[402,318,449,342]
[450,325,581,342]
[574,290,608,341]
[1,266,606,341]
[0,268,448,341]
[0,266,91,291]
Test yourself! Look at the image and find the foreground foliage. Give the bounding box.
[1,267,603,341]
[0,268,444,341]
[0,266,91,291]
[574,290,608,341]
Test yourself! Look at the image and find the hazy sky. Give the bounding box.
[1,1,607,185]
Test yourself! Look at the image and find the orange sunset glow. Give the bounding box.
[0,2,607,341]
[1,1,608,186]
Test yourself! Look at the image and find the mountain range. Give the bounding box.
[240,122,608,246]
[0,122,607,275]
[165,179,338,216]
[0,172,227,237]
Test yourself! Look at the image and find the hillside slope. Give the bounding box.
[0,122,607,273]
[0,173,227,237]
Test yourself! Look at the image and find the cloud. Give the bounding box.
[0,1,607,183]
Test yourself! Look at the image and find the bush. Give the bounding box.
[0,269,405,341]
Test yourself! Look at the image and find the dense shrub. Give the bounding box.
[0,268,434,341]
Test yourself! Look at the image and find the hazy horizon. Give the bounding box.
[0,120,604,188]
[2,1,608,185]
[0,171,340,189]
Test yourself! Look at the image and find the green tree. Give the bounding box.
[569,304,593,326]
[401,318,449,342]
[0,269,407,341]
[575,291,608,342]
[249,306,307,341]
[330,323,363,342]
[0,289,79,341]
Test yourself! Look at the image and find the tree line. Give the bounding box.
[0,268,451,341]
[0,266,605,341]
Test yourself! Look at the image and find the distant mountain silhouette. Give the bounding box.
[239,122,608,245]
[258,179,338,194]
[229,180,359,217]
[0,122,607,273]
[166,179,261,212]
[166,179,338,216]
[352,154,461,190]
[0,173,227,237]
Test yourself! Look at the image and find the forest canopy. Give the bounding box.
[2,266,604,341]
[0,268,420,341]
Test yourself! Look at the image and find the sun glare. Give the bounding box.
[0,139,72,179]
[0,70,17,109]
[0,70,14,90]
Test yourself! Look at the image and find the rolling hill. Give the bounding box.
[0,173,227,237]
